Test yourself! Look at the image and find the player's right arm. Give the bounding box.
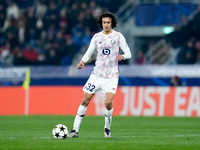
[77,61,84,69]
[77,35,96,69]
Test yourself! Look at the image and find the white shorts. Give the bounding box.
[83,74,118,94]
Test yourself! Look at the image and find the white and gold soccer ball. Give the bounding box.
[52,124,68,139]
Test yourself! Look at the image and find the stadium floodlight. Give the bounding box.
[163,26,174,34]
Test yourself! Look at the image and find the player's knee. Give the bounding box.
[105,100,112,109]
[81,99,89,106]
[81,93,93,106]
[81,97,91,106]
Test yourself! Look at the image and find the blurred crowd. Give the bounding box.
[0,0,124,66]
[1,0,200,67]
[165,5,200,65]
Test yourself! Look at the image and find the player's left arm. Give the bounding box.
[116,33,132,61]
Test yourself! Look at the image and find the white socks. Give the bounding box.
[73,105,87,132]
[73,105,113,132]
[104,108,113,129]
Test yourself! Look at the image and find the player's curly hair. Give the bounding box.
[98,11,117,29]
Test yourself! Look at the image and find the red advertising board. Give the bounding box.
[0,86,199,116]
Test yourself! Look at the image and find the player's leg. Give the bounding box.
[73,92,94,132]
[102,77,118,138]
[68,92,93,138]
[104,92,115,137]
[68,74,100,138]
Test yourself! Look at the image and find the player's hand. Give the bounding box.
[77,61,85,69]
[116,55,124,61]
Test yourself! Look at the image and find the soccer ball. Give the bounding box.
[52,124,68,139]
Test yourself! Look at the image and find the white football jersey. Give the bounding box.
[81,30,131,79]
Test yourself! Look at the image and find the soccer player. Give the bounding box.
[67,11,132,138]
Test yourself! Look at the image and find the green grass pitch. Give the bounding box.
[0,116,200,150]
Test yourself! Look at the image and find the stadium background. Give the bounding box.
[0,0,200,116]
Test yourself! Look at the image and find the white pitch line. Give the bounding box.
[117,135,200,138]
[0,137,52,140]
[81,134,200,138]
[0,134,199,140]
[34,137,52,139]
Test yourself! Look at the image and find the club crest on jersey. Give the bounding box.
[110,39,116,45]
[102,48,111,55]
